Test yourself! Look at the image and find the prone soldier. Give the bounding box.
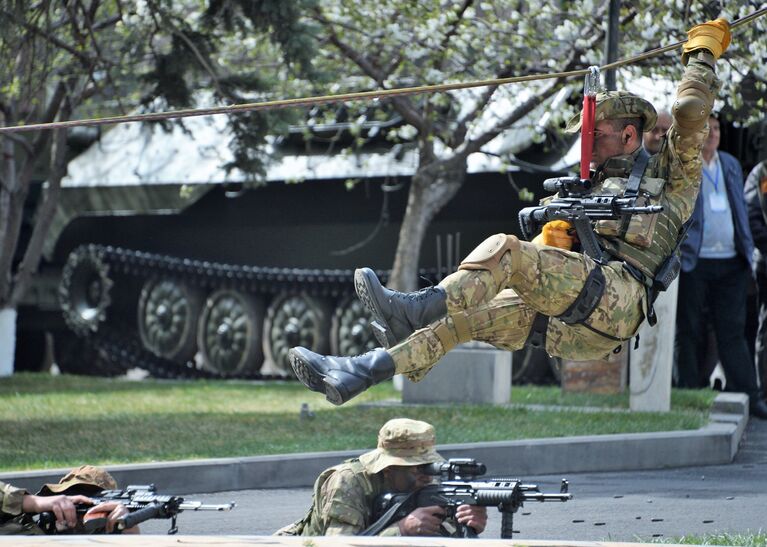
[275,418,487,536]
[0,465,137,535]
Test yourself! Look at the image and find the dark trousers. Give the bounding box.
[756,267,767,397]
[676,257,759,399]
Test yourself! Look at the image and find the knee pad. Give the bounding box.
[673,80,713,133]
[458,234,520,288]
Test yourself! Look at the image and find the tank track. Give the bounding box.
[92,244,368,298]
[66,243,413,380]
[91,324,280,380]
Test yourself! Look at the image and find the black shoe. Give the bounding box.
[750,399,767,420]
[288,347,395,405]
[354,267,447,348]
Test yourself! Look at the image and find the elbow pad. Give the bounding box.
[672,79,713,133]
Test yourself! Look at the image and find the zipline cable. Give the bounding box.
[0,7,765,135]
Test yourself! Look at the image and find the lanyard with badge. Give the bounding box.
[703,160,728,212]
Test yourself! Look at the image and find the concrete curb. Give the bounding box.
[1,393,748,495]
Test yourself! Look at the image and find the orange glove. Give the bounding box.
[682,18,730,64]
[537,220,575,250]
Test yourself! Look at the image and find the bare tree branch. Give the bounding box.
[460,0,633,157]
[313,8,426,133]
[0,8,98,67]
[435,0,474,72]
[11,104,71,306]
[460,78,565,156]
[0,132,20,302]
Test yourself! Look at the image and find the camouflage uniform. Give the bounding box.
[390,54,720,381]
[0,466,118,535]
[746,159,767,395]
[0,481,43,535]
[275,418,444,536]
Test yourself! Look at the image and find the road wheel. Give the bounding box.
[59,245,113,336]
[331,294,377,356]
[198,290,265,375]
[263,294,331,376]
[137,279,203,362]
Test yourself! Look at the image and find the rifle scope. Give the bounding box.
[424,458,487,479]
[543,177,592,193]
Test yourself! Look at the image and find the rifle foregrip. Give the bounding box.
[501,510,514,539]
[118,503,164,530]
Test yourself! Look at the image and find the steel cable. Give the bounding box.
[0,7,764,135]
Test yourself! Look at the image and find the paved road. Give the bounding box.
[138,417,767,541]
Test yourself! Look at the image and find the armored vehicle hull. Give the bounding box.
[27,170,559,381]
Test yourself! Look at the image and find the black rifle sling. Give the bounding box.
[618,148,650,237]
[359,491,417,536]
[623,148,650,198]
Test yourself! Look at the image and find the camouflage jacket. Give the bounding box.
[274,458,401,536]
[0,481,43,535]
[593,53,720,280]
[745,160,767,271]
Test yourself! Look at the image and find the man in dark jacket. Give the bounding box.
[677,114,767,418]
[744,158,767,400]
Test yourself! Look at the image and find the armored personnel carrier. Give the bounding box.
[17,103,574,382]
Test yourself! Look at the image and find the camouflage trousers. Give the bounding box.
[390,234,647,381]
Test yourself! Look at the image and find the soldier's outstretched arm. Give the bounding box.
[664,19,729,219]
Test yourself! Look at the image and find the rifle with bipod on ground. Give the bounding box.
[361,458,572,538]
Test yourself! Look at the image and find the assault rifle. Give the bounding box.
[362,458,571,538]
[518,176,663,264]
[37,484,235,535]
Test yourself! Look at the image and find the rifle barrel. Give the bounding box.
[522,492,573,502]
[177,501,236,511]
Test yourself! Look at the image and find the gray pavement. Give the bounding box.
[136,415,767,541]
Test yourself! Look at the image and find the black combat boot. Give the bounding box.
[289,346,395,405]
[354,267,447,348]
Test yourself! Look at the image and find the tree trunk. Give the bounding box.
[389,154,468,291]
[0,307,17,376]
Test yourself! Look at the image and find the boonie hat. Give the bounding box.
[565,90,657,133]
[359,418,444,474]
[37,465,117,496]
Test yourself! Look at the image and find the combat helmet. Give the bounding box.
[565,90,658,133]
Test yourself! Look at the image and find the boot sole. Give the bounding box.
[354,268,398,349]
[288,350,326,392]
[288,350,346,406]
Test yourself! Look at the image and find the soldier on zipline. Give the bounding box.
[288,19,767,419]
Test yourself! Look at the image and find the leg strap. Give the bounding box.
[451,311,472,344]
[557,266,606,325]
[430,312,473,353]
[525,313,550,350]
[431,323,457,353]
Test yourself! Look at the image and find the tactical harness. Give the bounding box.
[524,148,689,352]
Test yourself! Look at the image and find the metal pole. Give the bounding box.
[604,0,620,90]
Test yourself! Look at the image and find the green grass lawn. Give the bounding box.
[0,373,716,472]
